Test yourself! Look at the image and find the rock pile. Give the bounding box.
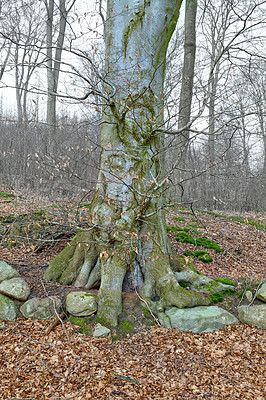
[0,260,265,332]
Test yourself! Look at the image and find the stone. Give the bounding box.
[191,281,235,295]
[245,290,253,302]
[238,305,266,329]
[20,297,62,320]
[165,306,238,333]
[175,271,235,295]
[256,283,266,302]
[0,260,20,282]
[175,270,211,284]
[93,323,111,338]
[66,291,97,316]
[0,293,18,320]
[0,277,30,301]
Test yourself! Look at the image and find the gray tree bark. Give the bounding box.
[45,0,72,155]
[44,0,210,327]
[172,0,197,201]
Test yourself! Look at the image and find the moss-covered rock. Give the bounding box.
[66,291,97,317]
[214,277,236,286]
[0,277,30,301]
[165,306,238,332]
[0,260,20,282]
[0,293,18,320]
[20,297,62,320]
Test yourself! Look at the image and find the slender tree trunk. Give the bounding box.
[15,44,23,123]
[259,110,266,210]
[207,31,220,210]
[46,0,68,156]
[172,0,197,201]
[0,40,12,81]
[44,0,210,327]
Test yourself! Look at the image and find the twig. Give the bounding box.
[130,265,161,326]
[40,280,69,338]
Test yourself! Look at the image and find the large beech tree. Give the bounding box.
[44,0,210,326]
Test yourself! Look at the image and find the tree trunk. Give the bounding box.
[46,0,68,155]
[172,0,197,201]
[44,0,210,327]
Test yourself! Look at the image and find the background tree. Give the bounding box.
[45,0,76,155]
[171,0,197,201]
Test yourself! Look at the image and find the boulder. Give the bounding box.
[0,260,20,282]
[66,291,97,316]
[175,270,211,285]
[20,297,62,320]
[93,323,111,338]
[175,271,235,295]
[238,305,266,329]
[0,293,18,320]
[245,290,253,302]
[256,283,266,303]
[165,306,238,333]
[191,281,235,295]
[0,277,30,301]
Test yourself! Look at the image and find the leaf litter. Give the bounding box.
[0,196,265,399]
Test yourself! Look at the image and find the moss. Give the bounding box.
[198,210,266,232]
[193,250,213,263]
[175,254,199,273]
[166,225,180,233]
[33,209,46,216]
[142,307,150,317]
[175,232,196,244]
[69,316,86,327]
[222,288,235,295]
[120,319,134,332]
[0,191,15,198]
[183,250,194,258]
[195,238,223,253]
[173,217,185,222]
[211,292,224,303]
[44,241,76,281]
[179,281,190,288]
[215,277,236,287]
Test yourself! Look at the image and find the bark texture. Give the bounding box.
[44,0,210,326]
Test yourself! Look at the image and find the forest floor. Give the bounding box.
[0,191,265,399]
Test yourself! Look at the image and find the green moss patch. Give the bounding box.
[179,281,190,288]
[119,319,134,333]
[184,249,213,263]
[211,292,224,303]
[69,316,86,327]
[176,232,223,252]
[214,277,236,287]
[173,217,185,222]
[195,238,223,252]
[176,232,196,244]
[166,225,181,233]
[0,191,15,198]
[193,250,213,263]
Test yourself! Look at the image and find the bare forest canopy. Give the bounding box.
[0,0,265,212]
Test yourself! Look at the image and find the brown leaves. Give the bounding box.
[0,321,265,399]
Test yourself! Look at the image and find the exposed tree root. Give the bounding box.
[44,227,211,327]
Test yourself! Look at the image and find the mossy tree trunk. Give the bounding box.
[44,0,210,326]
